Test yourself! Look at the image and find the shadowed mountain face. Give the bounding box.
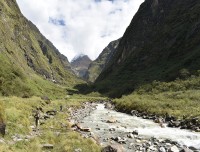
[0,0,82,96]
[71,55,92,79]
[95,0,200,97]
[85,39,120,82]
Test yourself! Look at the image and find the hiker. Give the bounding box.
[34,108,40,130]
[60,105,63,112]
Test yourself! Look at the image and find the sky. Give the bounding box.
[16,0,144,61]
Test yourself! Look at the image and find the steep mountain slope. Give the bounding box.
[86,39,120,82]
[0,0,81,96]
[71,55,92,79]
[96,0,200,97]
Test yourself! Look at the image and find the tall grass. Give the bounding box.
[114,75,200,119]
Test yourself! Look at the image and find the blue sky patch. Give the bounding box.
[49,17,66,26]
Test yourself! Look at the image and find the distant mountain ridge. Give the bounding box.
[71,54,86,63]
[85,39,120,82]
[95,0,200,97]
[71,55,92,79]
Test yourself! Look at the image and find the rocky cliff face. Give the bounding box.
[86,39,120,82]
[71,55,92,79]
[0,0,81,96]
[95,0,200,97]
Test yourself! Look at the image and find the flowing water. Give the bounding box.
[80,104,200,151]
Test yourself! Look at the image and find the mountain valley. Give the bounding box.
[0,0,200,151]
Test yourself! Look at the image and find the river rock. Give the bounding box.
[127,133,134,138]
[132,130,139,135]
[188,146,198,151]
[180,147,193,152]
[147,145,157,152]
[159,147,166,152]
[107,117,117,123]
[109,128,116,132]
[118,138,127,144]
[168,145,179,152]
[131,110,138,116]
[102,145,124,152]
[154,117,163,123]
[105,103,113,109]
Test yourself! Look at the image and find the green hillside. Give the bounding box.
[95,0,200,97]
[0,0,83,97]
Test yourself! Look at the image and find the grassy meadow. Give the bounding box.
[114,75,200,120]
[0,95,104,152]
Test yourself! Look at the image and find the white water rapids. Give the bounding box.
[80,104,200,150]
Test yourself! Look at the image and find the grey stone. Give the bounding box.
[159,147,166,152]
[101,145,124,152]
[42,144,54,149]
[74,148,82,152]
[127,133,134,138]
[188,146,198,151]
[180,147,193,152]
[168,145,179,152]
[132,130,139,135]
[109,128,116,132]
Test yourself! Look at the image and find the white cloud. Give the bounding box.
[16,0,144,61]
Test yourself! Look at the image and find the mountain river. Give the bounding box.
[79,104,200,151]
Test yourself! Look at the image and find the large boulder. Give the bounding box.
[180,147,193,152]
[102,145,124,152]
[168,145,179,152]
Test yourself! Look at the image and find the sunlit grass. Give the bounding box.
[114,76,200,119]
[0,96,102,152]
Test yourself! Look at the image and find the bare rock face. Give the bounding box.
[0,123,6,136]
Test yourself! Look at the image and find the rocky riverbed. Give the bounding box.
[70,102,200,152]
